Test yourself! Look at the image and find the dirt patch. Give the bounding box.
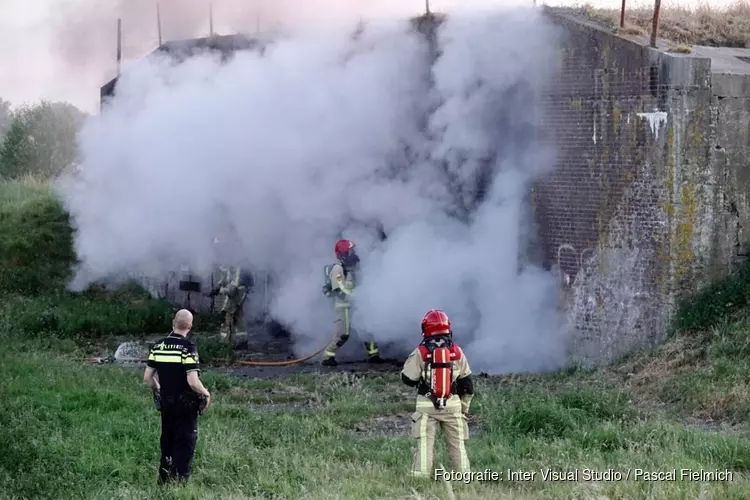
[353,413,483,438]
[223,386,317,404]
[684,418,750,438]
[614,336,706,386]
[229,359,404,380]
[250,401,323,413]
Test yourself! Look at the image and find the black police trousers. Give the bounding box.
[158,402,199,484]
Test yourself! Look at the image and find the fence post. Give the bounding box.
[620,0,626,28]
[116,18,122,76]
[156,4,162,46]
[650,0,661,48]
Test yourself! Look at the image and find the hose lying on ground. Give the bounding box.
[86,332,335,367]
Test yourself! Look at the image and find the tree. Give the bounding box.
[0,100,87,180]
[0,116,33,179]
[0,98,10,141]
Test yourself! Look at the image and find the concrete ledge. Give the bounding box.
[654,51,712,87]
[713,74,750,98]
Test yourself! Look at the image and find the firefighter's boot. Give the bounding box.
[365,342,383,363]
[321,356,338,367]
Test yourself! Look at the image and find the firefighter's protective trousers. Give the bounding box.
[322,303,379,359]
[216,267,247,342]
[322,262,379,359]
[411,395,470,476]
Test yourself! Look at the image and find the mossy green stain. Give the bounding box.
[657,126,677,295]
[569,98,584,111]
[596,203,611,275]
[612,102,621,140]
[675,182,698,284]
[688,123,703,157]
[663,127,676,219]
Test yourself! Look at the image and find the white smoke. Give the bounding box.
[59,5,572,374]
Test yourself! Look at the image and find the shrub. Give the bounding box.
[674,245,750,333]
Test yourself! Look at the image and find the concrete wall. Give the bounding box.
[537,10,745,366]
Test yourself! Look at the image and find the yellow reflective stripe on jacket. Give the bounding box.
[148,352,184,363]
[182,354,198,365]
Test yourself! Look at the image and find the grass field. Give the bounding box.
[2,181,750,499]
[3,317,750,500]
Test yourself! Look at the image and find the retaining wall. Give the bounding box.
[537,9,747,365]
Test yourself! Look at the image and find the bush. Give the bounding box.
[674,245,750,333]
[0,290,173,340]
[0,178,228,342]
[0,178,76,295]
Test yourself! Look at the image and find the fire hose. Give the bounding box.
[86,331,335,367]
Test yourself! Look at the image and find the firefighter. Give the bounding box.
[143,309,211,485]
[401,309,474,476]
[209,265,251,343]
[321,239,382,366]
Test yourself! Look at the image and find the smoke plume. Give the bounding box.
[59,3,571,374]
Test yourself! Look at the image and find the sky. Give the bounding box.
[0,0,737,114]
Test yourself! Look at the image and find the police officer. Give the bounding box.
[143,309,211,485]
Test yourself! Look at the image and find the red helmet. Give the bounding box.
[335,239,354,259]
[421,309,451,337]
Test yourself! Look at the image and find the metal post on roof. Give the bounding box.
[425,0,431,15]
[650,0,661,48]
[156,3,163,46]
[620,0,626,28]
[209,1,214,36]
[116,18,122,76]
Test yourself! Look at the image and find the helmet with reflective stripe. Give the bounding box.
[421,308,451,338]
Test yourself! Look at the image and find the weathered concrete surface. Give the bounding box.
[537,8,747,367]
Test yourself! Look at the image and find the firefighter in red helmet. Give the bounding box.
[401,309,474,476]
[321,239,382,366]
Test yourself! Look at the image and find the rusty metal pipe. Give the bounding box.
[650,0,661,48]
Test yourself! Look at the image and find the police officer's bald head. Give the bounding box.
[173,309,193,334]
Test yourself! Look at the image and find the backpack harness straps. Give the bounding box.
[416,337,460,410]
[323,262,349,301]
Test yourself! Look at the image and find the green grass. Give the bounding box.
[3,172,750,498]
[0,176,76,294]
[2,318,750,500]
